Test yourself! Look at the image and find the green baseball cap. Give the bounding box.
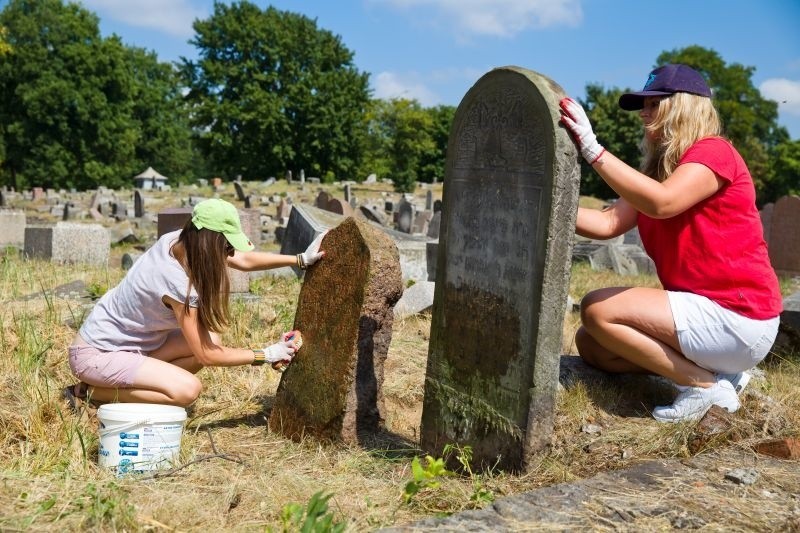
[191,199,254,251]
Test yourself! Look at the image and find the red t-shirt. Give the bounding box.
[637,137,782,319]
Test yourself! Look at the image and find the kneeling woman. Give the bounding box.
[66,198,325,407]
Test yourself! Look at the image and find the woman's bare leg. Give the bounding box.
[577,286,714,387]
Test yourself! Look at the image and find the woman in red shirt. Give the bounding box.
[560,64,781,423]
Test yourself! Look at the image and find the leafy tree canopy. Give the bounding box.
[181,1,370,182]
[0,0,193,190]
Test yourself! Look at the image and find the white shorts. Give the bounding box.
[667,291,779,374]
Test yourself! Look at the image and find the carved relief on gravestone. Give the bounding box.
[269,218,403,443]
[767,195,800,276]
[420,67,580,472]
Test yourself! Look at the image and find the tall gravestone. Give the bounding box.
[767,195,800,276]
[269,218,403,443]
[420,67,580,472]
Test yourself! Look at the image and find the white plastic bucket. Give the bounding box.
[97,403,187,475]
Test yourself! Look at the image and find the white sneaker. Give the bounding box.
[652,378,739,423]
[718,371,751,395]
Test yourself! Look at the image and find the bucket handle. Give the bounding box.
[99,418,153,437]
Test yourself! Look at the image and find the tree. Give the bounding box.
[181,2,370,182]
[0,0,192,190]
[360,98,434,192]
[655,46,790,202]
[417,104,455,184]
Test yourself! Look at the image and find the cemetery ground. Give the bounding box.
[1,185,799,531]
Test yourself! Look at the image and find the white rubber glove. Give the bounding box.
[299,230,327,268]
[263,339,296,363]
[559,97,605,164]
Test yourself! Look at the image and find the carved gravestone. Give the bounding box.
[269,218,403,443]
[767,195,800,276]
[134,190,145,218]
[420,67,580,472]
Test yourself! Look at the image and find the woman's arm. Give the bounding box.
[591,153,723,219]
[227,250,297,272]
[167,296,258,366]
[576,198,638,239]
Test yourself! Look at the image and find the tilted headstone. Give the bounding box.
[396,199,414,233]
[420,67,580,472]
[326,198,354,217]
[0,210,26,246]
[234,181,246,202]
[25,222,110,265]
[767,195,800,276]
[359,204,387,225]
[269,218,402,443]
[134,190,145,218]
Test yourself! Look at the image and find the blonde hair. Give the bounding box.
[640,92,721,181]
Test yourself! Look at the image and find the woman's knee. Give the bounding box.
[580,290,609,331]
[574,327,596,363]
[167,374,203,406]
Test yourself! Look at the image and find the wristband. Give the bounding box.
[252,349,266,366]
[296,253,306,270]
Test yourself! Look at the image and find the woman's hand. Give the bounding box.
[299,231,328,268]
[559,97,605,164]
[263,338,297,363]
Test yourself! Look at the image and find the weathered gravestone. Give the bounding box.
[0,210,26,247]
[233,181,246,202]
[25,222,110,265]
[766,195,800,276]
[420,67,580,472]
[134,190,145,218]
[269,218,403,443]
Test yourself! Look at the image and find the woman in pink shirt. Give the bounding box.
[560,64,781,423]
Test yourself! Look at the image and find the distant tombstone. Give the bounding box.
[412,210,433,235]
[760,202,774,246]
[420,67,580,472]
[396,199,414,233]
[32,187,45,201]
[326,198,354,217]
[767,195,800,276]
[344,184,352,203]
[425,190,434,211]
[394,280,435,319]
[264,177,276,187]
[299,169,305,184]
[157,207,193,237]
[276,198,292,223]
[269,218,403,443]
[426,211,442,239]
[0,210,26,246]
[244,195,252,209]
[134,190,145,218]
[0,189,5,207]
[315,191,332,209]
[364,173,377,184]
[307,177,320,185]
[233,181,246,202]
[25,222,110,265]
[122,251,143,270]
[211,177,222,188]
[286,170,293,183]
[197,178,208,187]
[359,204,387,225]
[433,199,443,213]
[62,202,74,221]
[384,201,394,213]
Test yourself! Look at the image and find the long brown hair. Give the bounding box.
[640,92,722,181]
[173,220,231,333]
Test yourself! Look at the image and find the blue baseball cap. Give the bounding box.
[619,64,712,111]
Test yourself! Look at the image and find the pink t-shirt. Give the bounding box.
[637,137,782,320]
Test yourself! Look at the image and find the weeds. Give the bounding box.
[279,491,345,533]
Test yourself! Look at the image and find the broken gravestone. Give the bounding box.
[420,66,580,472]
[269,218,403,443]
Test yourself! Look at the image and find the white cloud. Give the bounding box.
[373,71,440,105]
[372,0,582,37]
[759,78,800,117]
[81,0,205,38]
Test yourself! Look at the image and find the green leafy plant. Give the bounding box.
[402,454,453,504]
[280,491,345,533]
[443,444,495,506]
[86,282,108,300]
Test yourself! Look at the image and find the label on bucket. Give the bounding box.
[99,421,185,474]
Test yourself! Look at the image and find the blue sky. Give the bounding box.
[21,1,800,138]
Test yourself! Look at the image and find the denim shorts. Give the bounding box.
[68,337,147,388]
[667,291,779,374]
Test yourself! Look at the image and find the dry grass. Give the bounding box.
[1,191,799,530]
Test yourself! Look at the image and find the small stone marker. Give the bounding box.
[134,190,145,218]
[233,181,246,202]
[420,67,580,472]
[269,218,403,443]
